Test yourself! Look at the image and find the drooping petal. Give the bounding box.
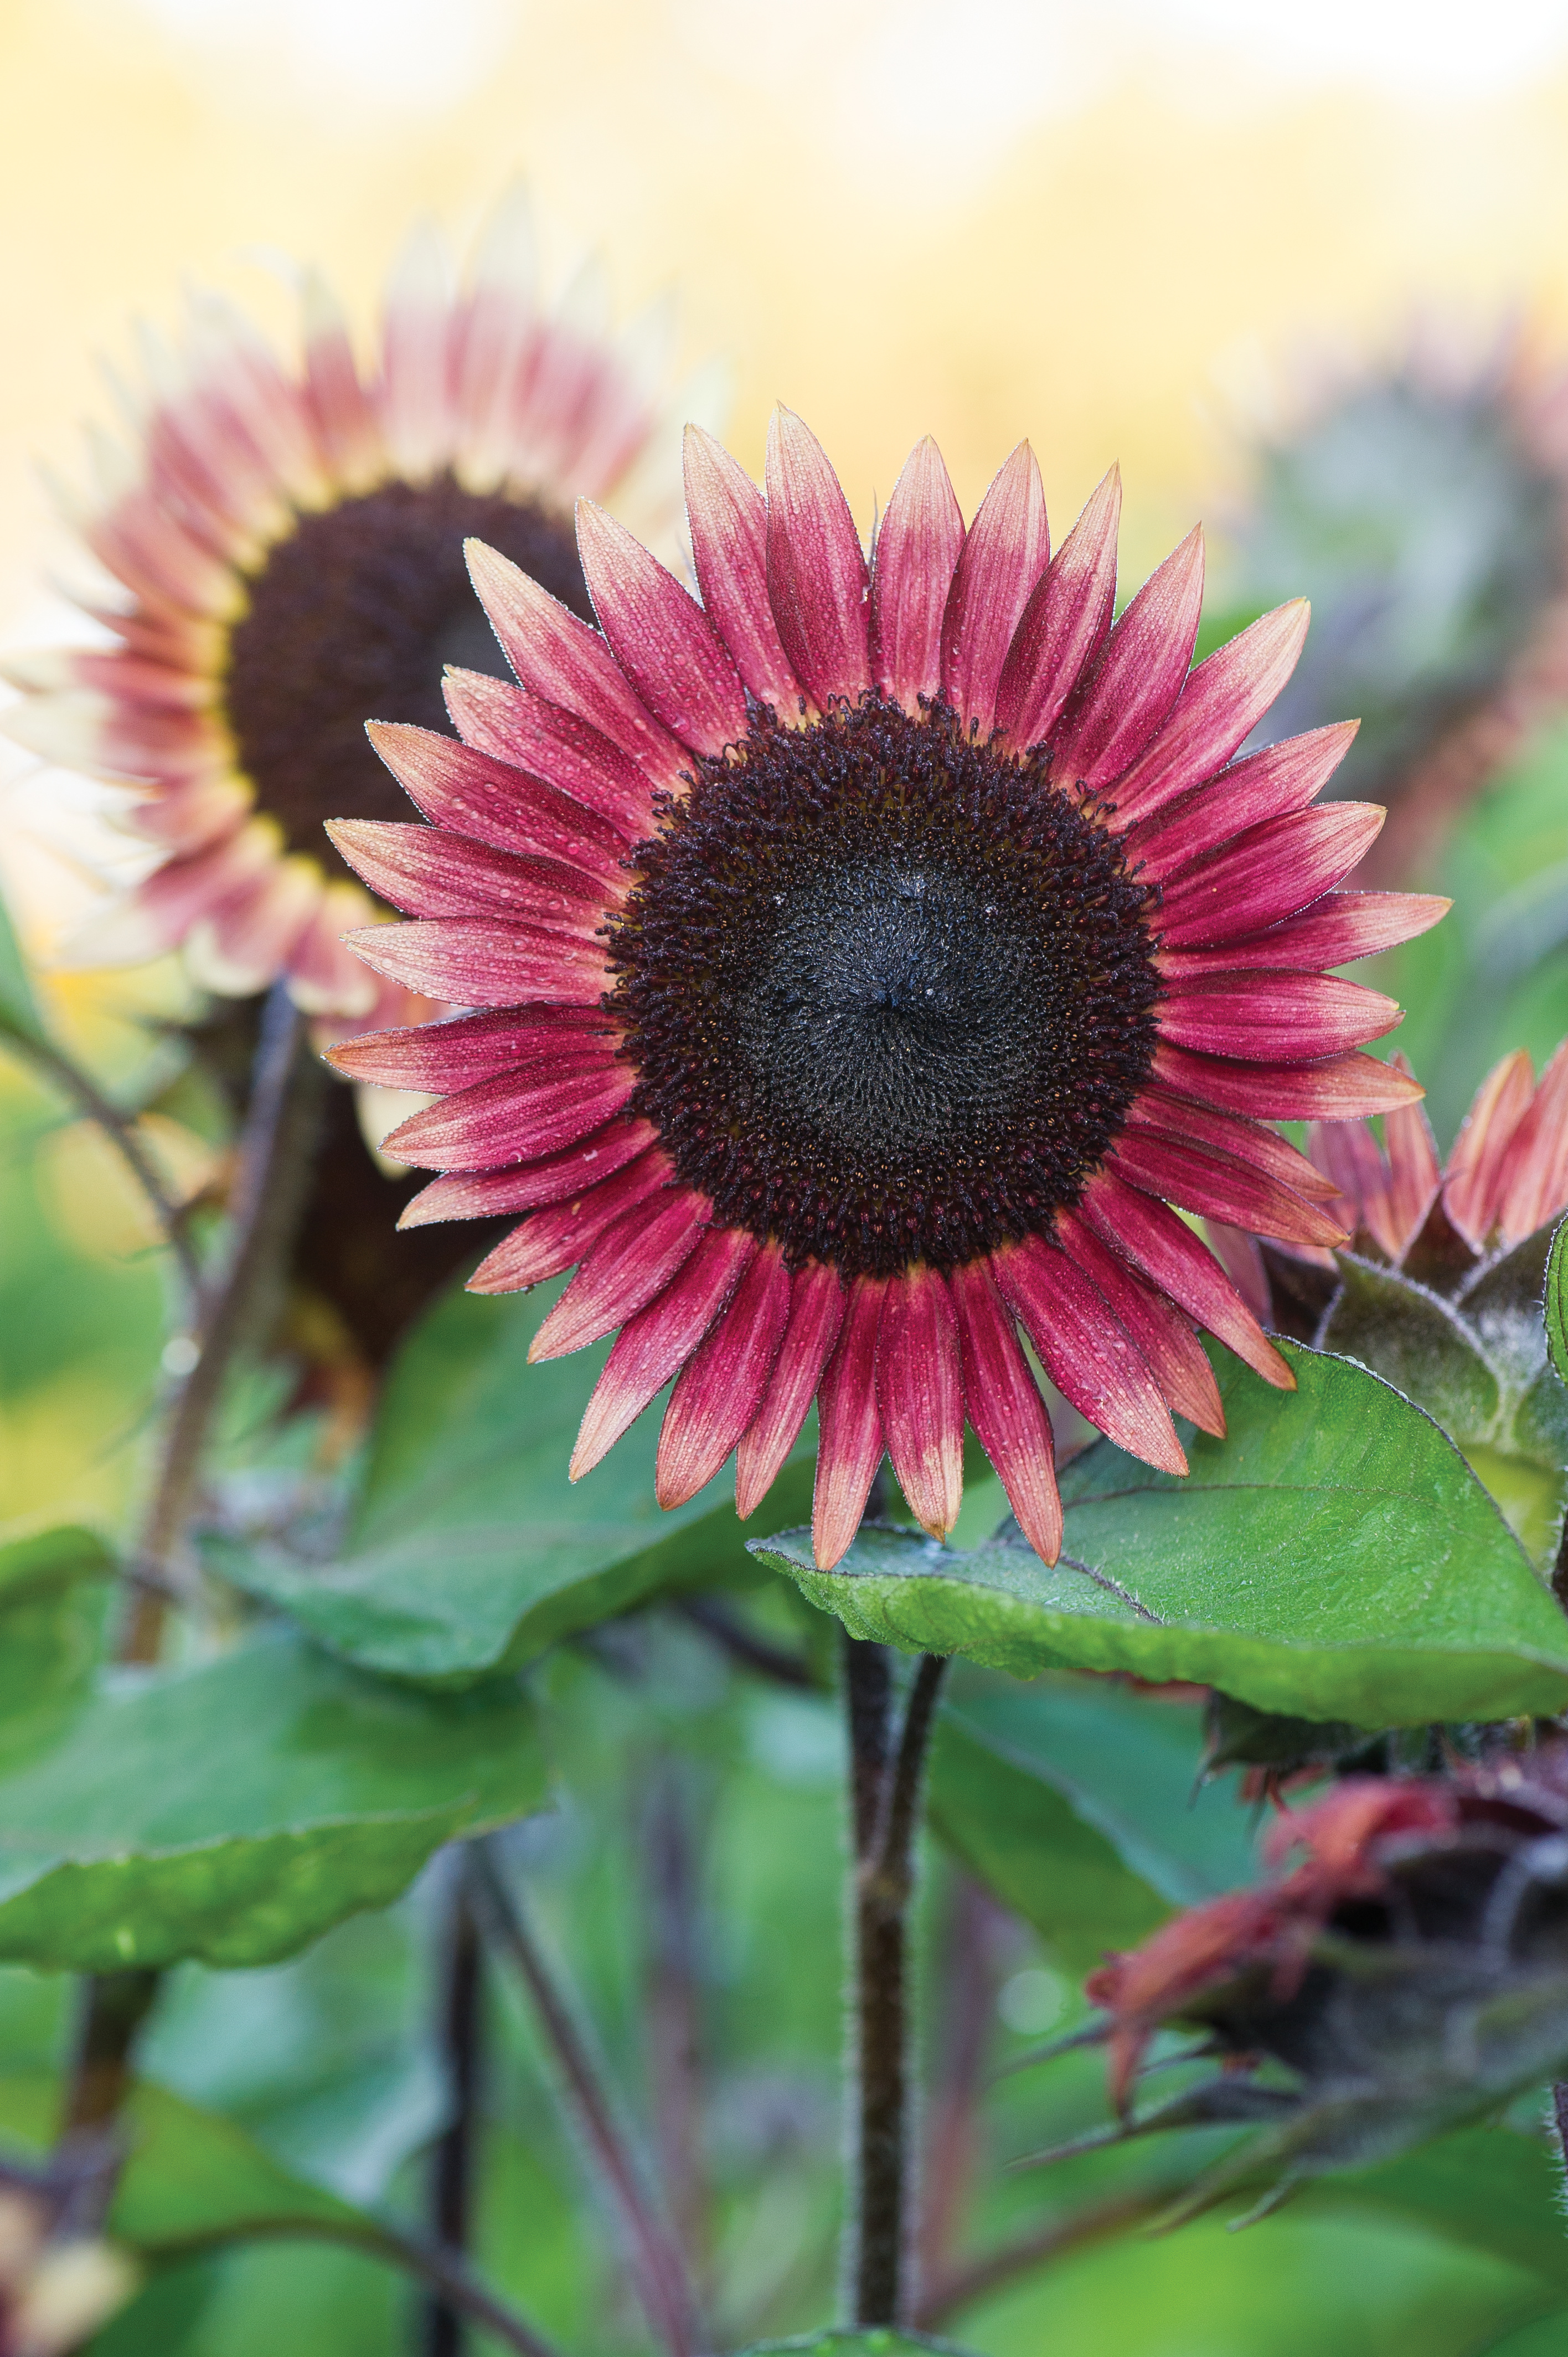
[1200,1220,1272,1322]
[994,467,1120,750]
[344,917,610,1007]
[381,1060,636,1171]
[1309,1116,1392,1249]
[1157,970,1401,1061]
[467,1149,673,1294]
[939,442,1048,734]
[1444,1049,1536,1250]
[1494,1041,1568,1245]
[365,722,631,879]
[735,1262,845,1519]
[812,1275,888,1570]
[992,1236,1187,1474]
[1107,600,1311,828]
[441,670,658,841]
[1107,1129,1349,1248]
[466,539,689,790]
[683,425,803,714]
[327,819,611,929]
[1380,1052,1442,1258]
[400,1118,657,1228]
[950,1258,1062,1563]
[1050,527,1205,793]
[1154,804,1386,948]
[571,1227,756,1479]
[1125,723,1359,879]
[1151,1038,1424,1121]
[657,1241,792,1508]
[870,436,964,713]
[526,1185,707,1355]
[764,406,870,709]
[576,497,748,756]
[1053,1210,1225,1436]
[1079,1168,1293,1389]
[877,1266,964,1539]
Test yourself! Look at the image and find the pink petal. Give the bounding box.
[465,540,689,791]
[1054,1209,1225,1436]
[657,1240,792,1508]
[1157,891,1450,976]
[735,1262,846,1519]
[187,856,321,994]
[870,436,964,713]
[877,1266,964,1540]
[466,1149,673,1295]
[344,918,610,1008]
[940,442,1049,735]
[377,220,456,480]
[764,408,870,709]
[1309,1117,1390,1250]
[683,426,803,715]
[382,1061,636,1172]
[301,269,383,487]
[571,1228,756,1480]
[1380,1051,1442,1258]
[400,1118,657,1228]
[1124,1085,1341,1202]
[327,819,611,930]
[1156,804,1387,949]
[329,1003,615,1091]
[1157,971,1401,1061]
[1123,722,1360,881]
[1107,601,1311,828]
[992,1237,1187,1475]
[364,723,630,883]
[1200,1221,1272,1322]
[1079,1167,1293,1390]
[1050,527,1205,794]
[994,467,1120,751]
[1107,1129,1349,1248]
[109,821,280,954]
[812,1274,888,1570]
[441,671,657,842]
[950,1258,1061,1564]
[118,775,251,854]
[1494,1041,1568,1246]
[576,498,748,758]
[286,885,381,1019]
[1444,1049,1536,1250]
[1152,1037,1425,1121]
[526,1185,706,1355]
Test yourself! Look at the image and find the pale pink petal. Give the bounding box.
[186,855,323,996]
[994,467,1120,750]
[939,442,1049,735]
[950,1258,1061,1563]
[657,1241,793,1508]
[1444,1049,1536,1249]
[576,498,748,757]
[67,820,280,966]
[812,1274,888,1570]
[300,269,384,489]
[735,1262,845,1518]
[1380,1051,1442,1258]
[1108,601,1311,828]
[870,436,964,713]
[1200,1221,1272,1323]
[377,219,456,480]
[877,1266,964,1539]
[1494,1041,1568,1245]
[571,1228,756,1480]
[287,884,381,1018]
[992,1237,1187,1474]
[764,408,870,709]
[683,426,803,714]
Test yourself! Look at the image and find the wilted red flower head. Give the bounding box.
[331,410,1447,1567]
[2,189,693,1029]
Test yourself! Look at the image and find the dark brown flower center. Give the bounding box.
[222,473,591,879]
[607,699,1161,1278]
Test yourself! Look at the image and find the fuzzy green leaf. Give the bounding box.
[751,1342,1568,1726]
[926,1668,1256,1967]
[213,1280,811,1684]
[0,1632,545,1969]
[1545,1216,1568,1393]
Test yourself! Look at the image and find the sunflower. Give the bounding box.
[1,188,698,1025]
[329,411,1447,1568]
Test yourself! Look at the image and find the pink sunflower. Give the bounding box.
[2,189,698,1026]
[329,410,1448,1569]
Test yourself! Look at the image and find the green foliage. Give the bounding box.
[0,1632,545,1969]
[1308,2126,1568,2296]
[212,1279,813,1683]
[926,1669,1255,1968]
[1545,1217,1568,1392]
[753,1342,1568,1725]
[0,887,47,1049]
[740,2337,975,2354]
[0,1522,112,1764]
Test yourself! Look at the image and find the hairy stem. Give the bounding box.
[471,1840,704,2357]
[425,1850,485,2357]
[843,1632,949,2328]
[3,1026,203,1302]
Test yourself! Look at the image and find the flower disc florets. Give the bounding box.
[609,698,1160,1276]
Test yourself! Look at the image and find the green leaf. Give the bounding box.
[0,1631,545,1969]
[737,2337,974,2355]
[1545,1216,1568,1392]
[0,885,47,1049]
[1302,2125,1568,2295]
[926,1668,1256,1968]
[213,1281,813,1685]
[751,1342,1568,1727]
[0,1523,114,1764]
